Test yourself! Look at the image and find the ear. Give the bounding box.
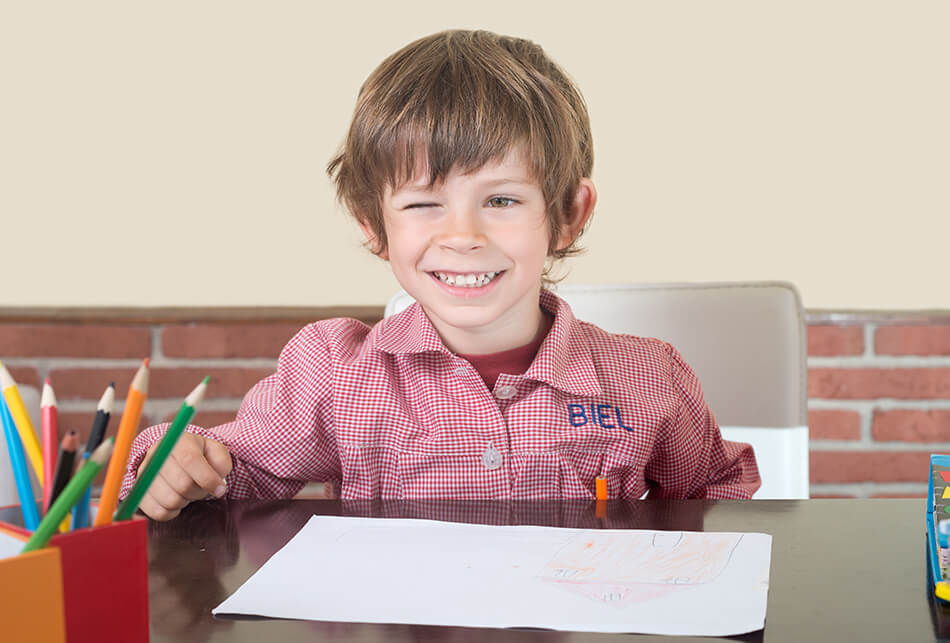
[357,219,389,260]
[554,178,598,251]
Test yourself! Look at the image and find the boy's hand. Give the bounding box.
[136,432,233,521]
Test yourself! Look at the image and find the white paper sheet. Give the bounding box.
[214,516,771,636]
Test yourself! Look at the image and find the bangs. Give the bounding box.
[356,44,551,191]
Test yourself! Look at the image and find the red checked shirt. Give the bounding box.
[121,290,761,501]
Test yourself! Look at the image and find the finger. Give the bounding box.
[156,457,211,501]
[146,474,195,512]
[138,487,183,522]
[170,434,228,497]
[202,438,233,480]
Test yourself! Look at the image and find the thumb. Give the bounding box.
[200,437,234,479]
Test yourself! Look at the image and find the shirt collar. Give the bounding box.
[525,289,603,397]
[374,301,452,356]
[374,289,604,398]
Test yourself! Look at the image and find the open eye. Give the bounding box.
[487,197,517,208]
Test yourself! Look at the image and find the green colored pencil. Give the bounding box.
[114,376,209,521]
[21,438,115,553]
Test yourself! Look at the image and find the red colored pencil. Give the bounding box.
[41,378,59,513]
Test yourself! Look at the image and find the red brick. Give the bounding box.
[49,367,272,400]
[872,409,950,442]
[808,368,950,399]
[810,451,931,483]
[876,325,950,355]
[807,325,864,356]
[162,323,303,358]
[148,368,271,399]
[0,324,150,358]
[47,368,138,400]
[3,366,41,389]
[56,411,103,444]
[808,410,861,440]
[162,409,239,428]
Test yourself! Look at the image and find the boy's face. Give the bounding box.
[375,149,564,354]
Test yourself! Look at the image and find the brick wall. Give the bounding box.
[808,315,950,498]
[2,308,947,498]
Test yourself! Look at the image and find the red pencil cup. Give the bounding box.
[48,517,149,643]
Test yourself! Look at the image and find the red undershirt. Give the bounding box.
[456,313,555,390]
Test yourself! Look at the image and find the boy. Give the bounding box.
[122,30,760,521]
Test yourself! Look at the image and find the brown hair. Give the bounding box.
[327,30,594,263]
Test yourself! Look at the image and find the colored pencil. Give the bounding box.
[595,475,608,501]
[41,379,58,513]
[48,431,80,508]
[72,383,114,529]
[95,359,150,527]
[50,431,79,533]
[114,376,208,521]
[0,360,45,486]
[1,396,39,530]
[21,438,114,553]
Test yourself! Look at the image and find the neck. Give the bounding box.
[428,306,546,355]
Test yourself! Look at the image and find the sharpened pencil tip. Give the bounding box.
[183,376,210,408]
[41,380,57,407]
[143,357,150,367]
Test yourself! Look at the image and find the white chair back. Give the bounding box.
[385,281,809,499]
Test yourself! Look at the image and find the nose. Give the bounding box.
[436,207,486,253]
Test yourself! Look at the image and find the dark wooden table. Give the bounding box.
[145,498,943,642]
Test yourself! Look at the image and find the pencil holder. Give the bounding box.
[48,517,149,643]
[0,546,67,643]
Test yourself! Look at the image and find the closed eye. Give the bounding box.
[404,203,438,210]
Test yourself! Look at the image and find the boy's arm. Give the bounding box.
[120,323,339,504]
[646,345,762,500]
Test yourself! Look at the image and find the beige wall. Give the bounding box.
[2,1,947,309]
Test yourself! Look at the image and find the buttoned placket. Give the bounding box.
[452,357,512,497]
[490,373,524,496]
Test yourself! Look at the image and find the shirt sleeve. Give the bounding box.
[645,344,762,500]
[120,323,339,501]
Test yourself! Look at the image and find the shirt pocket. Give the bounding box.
[511,451,600,499]
[513,451,648,500]
[396,451,507,500]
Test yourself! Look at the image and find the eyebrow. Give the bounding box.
[394,177,535,194]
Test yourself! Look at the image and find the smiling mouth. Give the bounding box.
[431,271,504,288]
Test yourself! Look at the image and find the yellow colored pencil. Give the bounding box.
[94,358,150,526]
[0,360,44,486]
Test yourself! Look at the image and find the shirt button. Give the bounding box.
[481,445,503,470]
[494,384,517,400]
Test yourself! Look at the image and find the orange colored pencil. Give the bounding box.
[94,358,150,526]
[41,379,59,513]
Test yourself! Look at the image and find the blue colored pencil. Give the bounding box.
[1,395,39,530]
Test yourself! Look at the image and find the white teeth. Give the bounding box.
[433,271,500,288]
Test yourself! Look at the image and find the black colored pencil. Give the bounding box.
[47,431,79,510]
[84,382,115,455]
